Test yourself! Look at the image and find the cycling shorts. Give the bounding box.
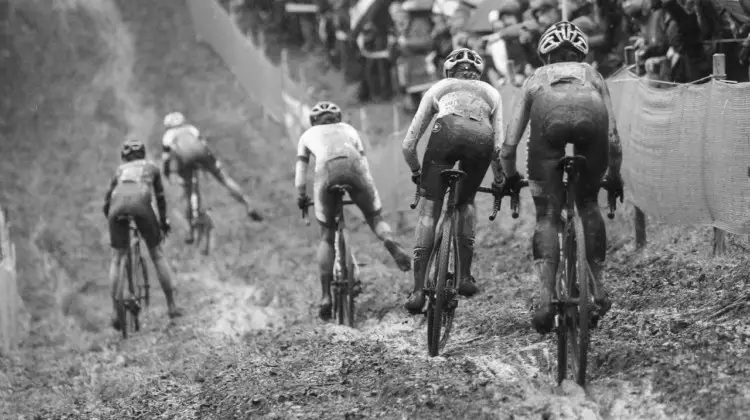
[419,114,494,205]
[108,183,161,249]
[527,83,609,199]
[313,156,382,226]
[169,142,223,180]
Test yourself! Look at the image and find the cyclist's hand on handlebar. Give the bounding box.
[497,173,524,197]
[410,169,421,185]
[601,171,624,202]
[297,194,312,211]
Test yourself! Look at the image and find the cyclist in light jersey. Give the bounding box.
[295,101,412,321]
[103,139,182,330]
[161,112,263,244]
[495,21,624,334]
[402,48,504,314]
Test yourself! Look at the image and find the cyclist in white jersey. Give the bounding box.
[161,112,262,243]
[402,48,505,314]
[295,101,412,321]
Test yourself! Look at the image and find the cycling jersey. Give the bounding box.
[295,122,382,225]
[162,124,223,179]
[402,77,503,203]
[104,159,165,249]
[501,61,622,195]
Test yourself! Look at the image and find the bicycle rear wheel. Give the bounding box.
[569,210,590,386]
[115,256,129,339]
[556,220,576,385]
[427,214,458,357]
[342,230,355,328]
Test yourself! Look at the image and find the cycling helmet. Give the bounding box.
[121,138,146,161]
[163,112,186,128]
[309,101,342,126]
[537,20,589,60]
[443,48,485,78]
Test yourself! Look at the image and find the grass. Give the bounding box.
[1,0,749,418]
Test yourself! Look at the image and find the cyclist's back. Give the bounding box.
[162,122,211,176]
[109,159,162,234]
[497,21,623,335]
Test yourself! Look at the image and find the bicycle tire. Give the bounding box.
[129,241,141,333]
[333,228,346,325]
[556,220,575,385]
[115,256,129,339]
[342,229,355,328]
[427,213,455,357]
[571,209,590,386]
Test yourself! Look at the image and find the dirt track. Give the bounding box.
[2,0,749,419]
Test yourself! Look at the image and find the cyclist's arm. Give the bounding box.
[102,175,118,217]
[593,70,623,174]
[152,166,168,222]
[499,77,533,178]
[402,85,438,173]
[295,134,311,196]
[161,131,174,177]
[489,90,505,181]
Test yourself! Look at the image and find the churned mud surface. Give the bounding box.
[2,0,748,419]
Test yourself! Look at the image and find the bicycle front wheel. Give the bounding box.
[427,214,457,357]
[115,257,129,339]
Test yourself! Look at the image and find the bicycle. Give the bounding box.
[302,185,362,327]
[114,217,151,339]
[410,168,527,357]
[548,155,618,387]
[187,168,214,256]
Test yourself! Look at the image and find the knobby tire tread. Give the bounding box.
[572,209,590,386]
[429,213,454,357]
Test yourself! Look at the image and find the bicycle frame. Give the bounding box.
[188,169,213,254]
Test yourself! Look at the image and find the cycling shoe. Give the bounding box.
[318,300,333,321]
[531,303,556,335]
[457,274,479,297]
[404,290,426,315]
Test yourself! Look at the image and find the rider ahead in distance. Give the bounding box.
[495,21,624,334]
[295,101,412,321]
[402,48,504,314]
[161,112,262,244]
[103,139,182,329]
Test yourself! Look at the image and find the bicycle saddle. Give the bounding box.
[329,184,353,193]
[440,169,467,181]
[558,155,587,173]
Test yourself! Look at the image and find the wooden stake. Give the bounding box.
[711,53,728,256]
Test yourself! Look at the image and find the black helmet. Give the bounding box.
[121,138,146,161]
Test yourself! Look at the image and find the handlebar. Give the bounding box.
[410,179,528,221]
[604,187,620,220]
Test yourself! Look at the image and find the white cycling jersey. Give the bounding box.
[294,122,366,188]
[162,124,200,150]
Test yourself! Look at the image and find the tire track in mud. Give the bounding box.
[112,1,679,418]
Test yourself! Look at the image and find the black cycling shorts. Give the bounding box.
[419,114,494,205]
[528,82,609,199]
[108,183,162,249]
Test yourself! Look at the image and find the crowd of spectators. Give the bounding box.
[228,0,750,107]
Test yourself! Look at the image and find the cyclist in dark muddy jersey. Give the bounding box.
[103,139,182,329]
[401,48,504,314]
[295,101,411,321]
[496,21,624,334]
[161,111,263,244]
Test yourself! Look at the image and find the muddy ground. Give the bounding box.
[1,0,748,419]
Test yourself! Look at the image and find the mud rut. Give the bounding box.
[5,0,748,418]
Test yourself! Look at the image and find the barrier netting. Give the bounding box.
[187,0,750,234]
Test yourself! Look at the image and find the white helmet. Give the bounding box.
[443,48,485,78]
[537,21,589,59]
[163,112,186,128]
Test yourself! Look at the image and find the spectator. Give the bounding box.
[484,0,527,86]
[390,0,435,111]
[357,20,396,101]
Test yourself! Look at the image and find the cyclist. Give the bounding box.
[161,112,263,244]
[103,139,182,330]
[295,101,412,320]
[495,21,624,334]
[401,47,504,314]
